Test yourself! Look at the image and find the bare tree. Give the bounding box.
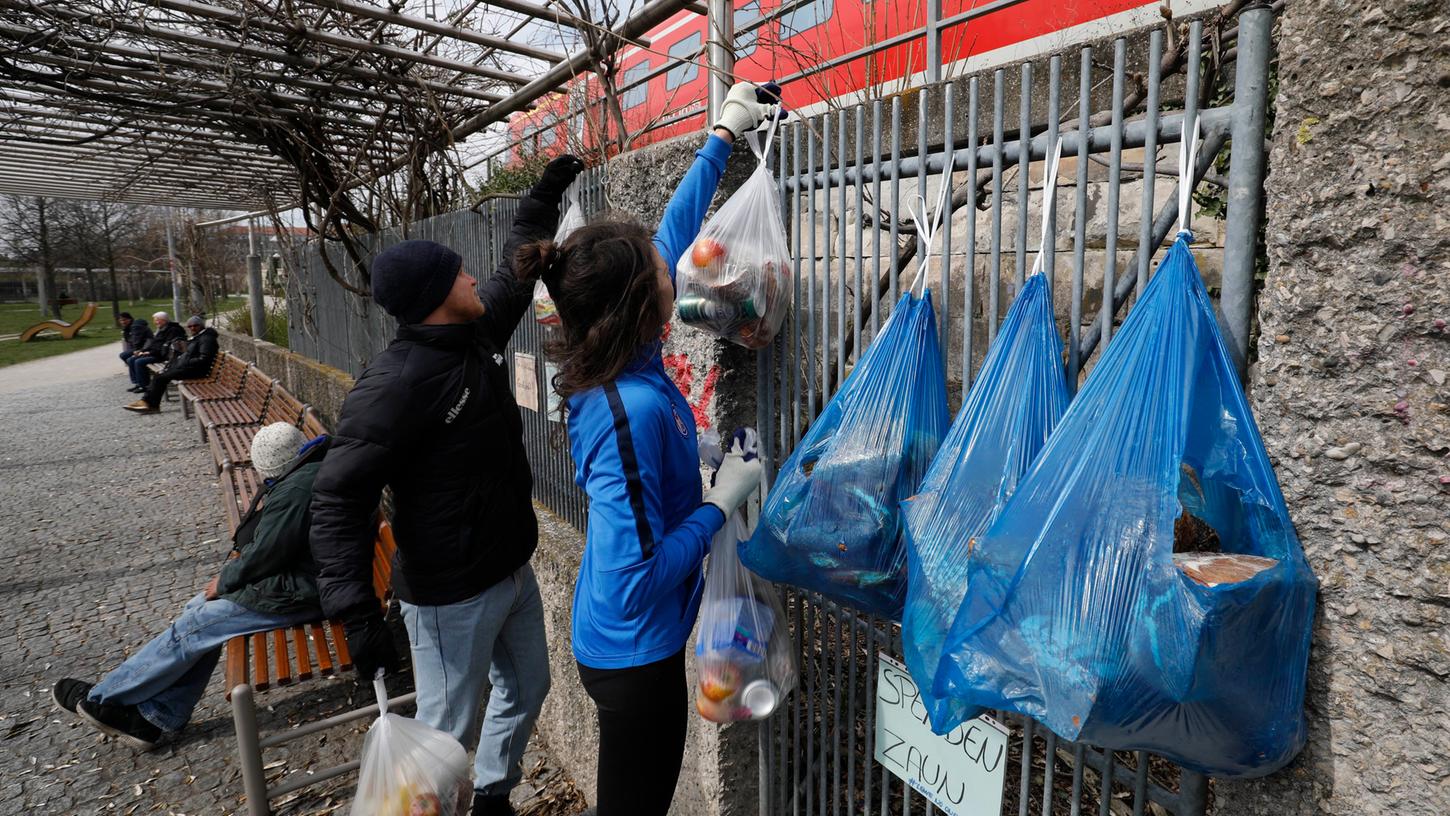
[1,195,61,317]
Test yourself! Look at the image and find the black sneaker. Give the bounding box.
[127,385,145,393]
[471,792,516,816]
[51,678,94,714]
[77,697,161,751]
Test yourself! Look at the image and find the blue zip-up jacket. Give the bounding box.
[569,134,733,669]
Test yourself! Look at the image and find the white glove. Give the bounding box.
[712,81,779,139]
[703,437,763,517]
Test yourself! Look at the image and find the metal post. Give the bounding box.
[1220,2,1273,380]
[706,0,735,122]
[925,0,942,83]
[165,220,182,321]
[230,684,272,816]
[247,218,265,339]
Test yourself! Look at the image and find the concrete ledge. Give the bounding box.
[216,328,354,429]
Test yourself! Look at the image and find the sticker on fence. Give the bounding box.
[543,361,562,420]
[514,352,538,412]
[875,653,1008,816]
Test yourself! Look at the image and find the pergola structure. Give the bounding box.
[0,0,703,213]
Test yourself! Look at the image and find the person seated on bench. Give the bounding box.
[118,312,153,389]
[125,312,184,393]
[124,315,218,413]
[51,424,327,751]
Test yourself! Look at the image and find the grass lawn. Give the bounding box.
[0,298,247,369]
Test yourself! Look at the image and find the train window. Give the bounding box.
[620,62,650,109]
[779,0,835,38]
[734,1,760,56]
[666,33,702,90]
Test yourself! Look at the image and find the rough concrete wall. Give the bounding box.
[215,329,356,430]
[1215,4,1450,815]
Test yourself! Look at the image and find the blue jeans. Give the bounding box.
[400,564,551,797]
[89,592,316,732]
[127,354,155,386]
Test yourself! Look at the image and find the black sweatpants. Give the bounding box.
[577,649,688,816]
[142,371,179,408]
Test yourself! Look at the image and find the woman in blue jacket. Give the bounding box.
[514,82,778,816]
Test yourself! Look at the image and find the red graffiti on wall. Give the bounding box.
[663,352,721,430]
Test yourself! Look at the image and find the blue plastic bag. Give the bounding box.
[899,271,1069,735]
[935,235,1316,777]
[741,290,949,618]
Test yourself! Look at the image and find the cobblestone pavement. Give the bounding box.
[0,351,585,815]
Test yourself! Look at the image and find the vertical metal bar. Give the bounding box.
[830,609,842,816]
[1185,20,1203,173]
[759,719,771,816]
[705,0,734,122]
[247,219,265,339]
[1016,61,1032,290]
[806,595,817,815]
[1097,752,1115,816]
[792,122,803,448]
[925,0,942,84]
[917,85,930,310]
[1100,38,1126,350]
[1068,744,1085,816]
[854,105,866,359]
[230,684,272,816]
[1067,46,1091,389]
[989,68,1005,341]
[1220,3,1273,379]
[872,100,884,338]
[1041,733,1058,816]
[837,107,848,387]
[890,97,902,306]
[1137,30,1163,295]
[940,82,955,375]
[862,611,875,810]
[1045,56,1060,292]
[1130,751,1149,816]
[963,76,979,385]
[821,112,833,405]
[1019,719,1034,816]
[792,590,804,816]
[807,120,818,423]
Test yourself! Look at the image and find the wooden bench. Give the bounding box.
[178,354,249,420]
[196,369,273,447]
[206,383,310,472]
[18,302,97,341]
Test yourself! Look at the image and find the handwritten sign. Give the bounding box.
[875,653,1008,816]
[514,353,538,412]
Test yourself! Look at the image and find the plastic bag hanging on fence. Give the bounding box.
[695,431,797,723]
[902,141,1070,735]
[740,188,951,619]
[352,675,471,816]
[675,123,792,349]
[533,182,585,327]
[935,126,1316,777]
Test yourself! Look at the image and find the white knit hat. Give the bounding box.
[251,423,308,480]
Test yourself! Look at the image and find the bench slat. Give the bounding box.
[224,636,247,699]
[250,632,269,692]
[291,626,313,681]
[272,628,293,686]
[329,621,353,671]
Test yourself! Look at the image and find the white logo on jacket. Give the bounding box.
[493,353,505,366]
[446,388,470,424]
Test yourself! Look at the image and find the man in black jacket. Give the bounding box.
[52,424,325,751]
[309,155,583,816]
[125,315,218,414]
[118,312,154,392]
[125,311,184,391]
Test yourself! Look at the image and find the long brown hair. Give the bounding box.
[516,218,666,404]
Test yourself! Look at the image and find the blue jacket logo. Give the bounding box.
[673,405,688,436]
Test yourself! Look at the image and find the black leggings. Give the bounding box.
[577,649,688,816]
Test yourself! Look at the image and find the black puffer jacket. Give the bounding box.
[123,319,152,351]
[309,192,559,616]
[167,326,219,379]
[140,321,185,359]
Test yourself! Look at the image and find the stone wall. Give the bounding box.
[215,329,354,430]
[1216,3,1450,814]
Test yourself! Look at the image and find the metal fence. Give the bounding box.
[286,6,1275,813]
[752,7,1274,815]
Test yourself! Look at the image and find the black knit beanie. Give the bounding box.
[371,239,464,324]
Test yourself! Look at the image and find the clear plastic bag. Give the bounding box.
[675,127,792,349]
[352,676,471,816]
[533,183,586,327]
[695,431,796,723]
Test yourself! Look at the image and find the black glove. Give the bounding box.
[531,154,587,203]
[341,609,402,679]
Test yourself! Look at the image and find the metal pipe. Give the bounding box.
[248,220,266,340]
[1016,61,1031,289]
[305,0,566,62]
[1219,2,1273,379]
[165,221,182,320]
[925,0,942,83]
[1137,29,1163,298]
[257,691,418,748]
[989,69,1004,340]
[706,0,735,121]
[229,685,270,816]
[1068,46,1090,389]
[1101,38,1126,348]
[266,760,360,798]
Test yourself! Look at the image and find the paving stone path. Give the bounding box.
[0,347,584,815]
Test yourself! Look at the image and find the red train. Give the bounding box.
[507,0,1218,159]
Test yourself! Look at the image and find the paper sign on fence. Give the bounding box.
[875,653,1008,816]
[514,352,538,412]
